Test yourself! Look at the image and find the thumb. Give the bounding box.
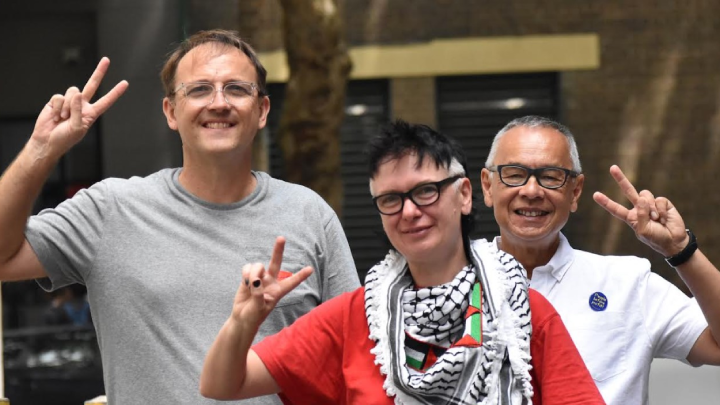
[278,267,314,296]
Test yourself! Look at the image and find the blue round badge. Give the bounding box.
[589,292,608,312]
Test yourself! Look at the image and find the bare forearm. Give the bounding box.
[200,317,257,400]
[0,139,60,263]
[675,250,720,349]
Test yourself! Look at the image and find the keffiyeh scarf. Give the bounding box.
[364,239,533,405]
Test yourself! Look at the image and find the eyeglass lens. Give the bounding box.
[183,82,255,105]
[500,166,568,188]
[375,182,446,214]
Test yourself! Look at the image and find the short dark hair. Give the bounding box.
[366,120,476,257]
[160,29,267,98]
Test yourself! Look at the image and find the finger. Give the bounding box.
[655,197,670,225]
[593,191,631,224]
[235,263,254,301]
[609,165,640,205]
[247,262,266,292]
[638,190,659,221]
[81,57,111,101]
[277,266,314,296]
[91,80,129,116]
[267,236,286,278]
[49,94,65,122]
[69,93,84,132]
[636,196,651,231]
[61,87,80,120]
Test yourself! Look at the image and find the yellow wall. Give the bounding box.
[259,34,599,82]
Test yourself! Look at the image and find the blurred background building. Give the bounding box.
[1,0,720,402]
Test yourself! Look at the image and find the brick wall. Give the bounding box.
[390,77,437,127]
[218,0,720,290]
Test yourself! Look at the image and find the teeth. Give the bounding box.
[518,210,545,217]
[205,122,231,129]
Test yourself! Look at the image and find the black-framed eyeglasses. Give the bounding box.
[172,81,259,106]
[372,175,463,215]
[488,164,578,189]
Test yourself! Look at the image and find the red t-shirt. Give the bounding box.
[254,288,603,405]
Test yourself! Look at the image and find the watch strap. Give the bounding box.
[665,229,698,267]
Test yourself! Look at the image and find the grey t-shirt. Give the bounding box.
[25,169,359,405]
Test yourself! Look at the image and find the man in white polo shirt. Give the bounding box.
[480,115,720,405]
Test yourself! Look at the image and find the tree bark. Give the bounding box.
[277,0,352,215]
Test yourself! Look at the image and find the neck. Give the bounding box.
[179,150,256,204]
[497,234,560,279]
[408,246,469,288]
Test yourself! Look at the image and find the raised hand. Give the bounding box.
[31,57,129,158]
[232,236,314,328]
[592,165,689,257]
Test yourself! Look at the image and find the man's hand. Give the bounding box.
[31,57,128,159]
[232,236,314,329]
[592,165,689,257]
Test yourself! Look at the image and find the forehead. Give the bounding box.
[370,153,448,194]
[175,43,257,83]
[495,126,573,168]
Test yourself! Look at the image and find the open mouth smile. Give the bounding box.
[515,209,549,217]
[203,122,235,129]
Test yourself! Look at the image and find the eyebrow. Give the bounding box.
[501,161,567,168]
[375,178,445,195]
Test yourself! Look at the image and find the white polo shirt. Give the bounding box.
[495,233,707,405]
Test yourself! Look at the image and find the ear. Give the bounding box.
[570,173,585,213]
[162,97,178,131]
[460,177,473,215]
[480,168,494,208]
[256,95,270,130]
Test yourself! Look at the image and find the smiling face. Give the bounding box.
[480,125,584,250]
[162,43,269,161]
[370,153,472,276]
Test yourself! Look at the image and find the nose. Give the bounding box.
[400,196,423,219]
[518,175,544,200]
[207,88,231,109]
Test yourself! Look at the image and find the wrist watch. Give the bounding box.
[664,229,698,267]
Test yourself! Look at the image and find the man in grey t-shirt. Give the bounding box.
[0,29,359,405]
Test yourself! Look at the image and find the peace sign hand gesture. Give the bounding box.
[232,236,314,329]
[592,165,689,257]
[31,57,128,159]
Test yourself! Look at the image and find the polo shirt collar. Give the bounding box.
[492,232,575,282]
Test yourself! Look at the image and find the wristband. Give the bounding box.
[664,229,697,267]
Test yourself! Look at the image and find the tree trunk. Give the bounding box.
[277,0,352,215]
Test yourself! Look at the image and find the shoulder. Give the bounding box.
[260,289,362,348]
[86,168,175,197]
[314,288,364,317]
[256,172,338,221]
[571,248,652,280]
[528,288,558,326]
[257,172,332,205]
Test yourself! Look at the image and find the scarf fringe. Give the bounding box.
[365,250,406,399]
[488,241,534,402]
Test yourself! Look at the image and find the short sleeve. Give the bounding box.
[643,272,707,362]
[25,181,112,290]
[254,292,352,404]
